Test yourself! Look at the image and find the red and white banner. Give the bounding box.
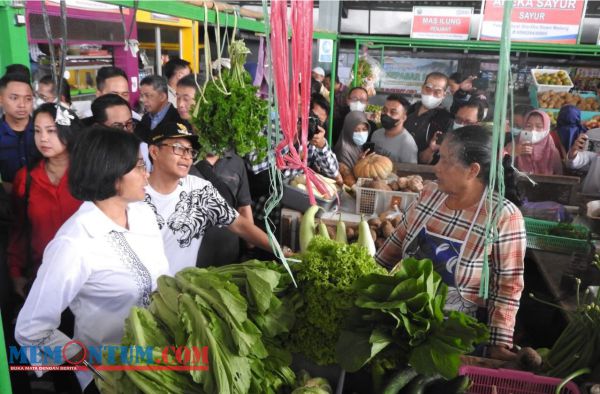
[480,0,586,44]
[411,6,473,40]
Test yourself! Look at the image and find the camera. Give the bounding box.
[298,112,322,140]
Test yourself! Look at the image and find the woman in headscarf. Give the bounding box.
[333,111,371,170]
[507,110,563,175]
[556,104,586,152]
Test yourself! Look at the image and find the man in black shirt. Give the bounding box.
[405,72,453,164]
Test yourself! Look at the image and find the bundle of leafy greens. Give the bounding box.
[96,260,296,394]
[285,236,386,365]
[335,258,488,382]
[190,39,268,162]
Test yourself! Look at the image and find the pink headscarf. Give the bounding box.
[515,110,563,175]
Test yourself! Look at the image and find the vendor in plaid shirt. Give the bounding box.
[376,125,526,361]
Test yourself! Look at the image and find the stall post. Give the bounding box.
[0,313,11,394]
[0,0,29,73]
[327,38,338,145]
[481,0,513,299]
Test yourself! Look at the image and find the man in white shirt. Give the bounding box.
[81,66,141,121]
[144,121,272,274]
[370,94,418,164]
[164,58,191,106]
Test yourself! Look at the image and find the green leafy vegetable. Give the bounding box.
[335,258,488,380]
[285,236,386,365]
[190,39,268,162]
[103,260,295,394]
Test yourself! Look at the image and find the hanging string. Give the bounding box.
[127,0,138,41]
[212,4,229,95]
[480,0,513,299]
[261,0,296,285]
[220,8,229,56]
[56,0,68,105]
[119,6,127,43]
[40,0,57,90]
[193,4,213,110]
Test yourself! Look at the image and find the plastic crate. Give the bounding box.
[530,68,574,93]
[529,89,600,119]
[459,366,580,394]
[354,178,419,215]
[524,217,591,255]
[282,181,337,214]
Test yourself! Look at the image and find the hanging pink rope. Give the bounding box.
[270,0,329,204]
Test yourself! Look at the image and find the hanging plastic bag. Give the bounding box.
[350,54,385,97]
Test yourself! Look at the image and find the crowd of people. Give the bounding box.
[0,59,599,393]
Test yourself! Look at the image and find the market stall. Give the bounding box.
[25,0,139,110]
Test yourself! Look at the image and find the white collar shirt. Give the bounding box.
[15,201,170,389]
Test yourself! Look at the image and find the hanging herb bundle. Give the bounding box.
[191,39,268,161]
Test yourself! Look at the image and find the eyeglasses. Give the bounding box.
[454,117,478,126]
[158,143,198,159]
[110,119,135,132]
[36,93,56,103]
[422,84,446,98]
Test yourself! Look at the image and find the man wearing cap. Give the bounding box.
[312,67,325,83]
[144,121,272,274]
[311,66,330,102]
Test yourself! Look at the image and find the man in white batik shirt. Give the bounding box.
[144,121,273,274]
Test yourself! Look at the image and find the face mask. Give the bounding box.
[380,114,399,130]
[349,101,366,112]
[452,121,463,131]
[531,130,550,144]
[511,127,522,136]
[352,131,369,146]
[421,94,444,109]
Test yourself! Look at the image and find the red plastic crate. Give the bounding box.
[458,365,580,394]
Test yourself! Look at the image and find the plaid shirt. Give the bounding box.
[246,128,339,178]
[376,182,525,347]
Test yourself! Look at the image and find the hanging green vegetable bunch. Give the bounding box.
[191,39,268,161]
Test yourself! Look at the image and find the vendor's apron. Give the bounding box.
[403,190,487,317]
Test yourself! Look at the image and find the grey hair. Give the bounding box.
[140,75,168,95]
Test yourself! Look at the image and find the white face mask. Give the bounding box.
[531,130,550,144]
[421,94,443,109]
[352,131,369,146]
[349,101,366,112]
[511,127,522,136]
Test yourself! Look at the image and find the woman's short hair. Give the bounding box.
[445,125,522,206]
[32,103,81,152]
[69,126,140,201]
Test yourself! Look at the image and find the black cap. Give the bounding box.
[149,121,200,150]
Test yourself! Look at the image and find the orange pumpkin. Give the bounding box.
[353,154,393,180]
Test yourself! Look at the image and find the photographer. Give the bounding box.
[566,133,600,196]
[284,95,340,179]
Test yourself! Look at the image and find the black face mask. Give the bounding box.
[381,114,399,130]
